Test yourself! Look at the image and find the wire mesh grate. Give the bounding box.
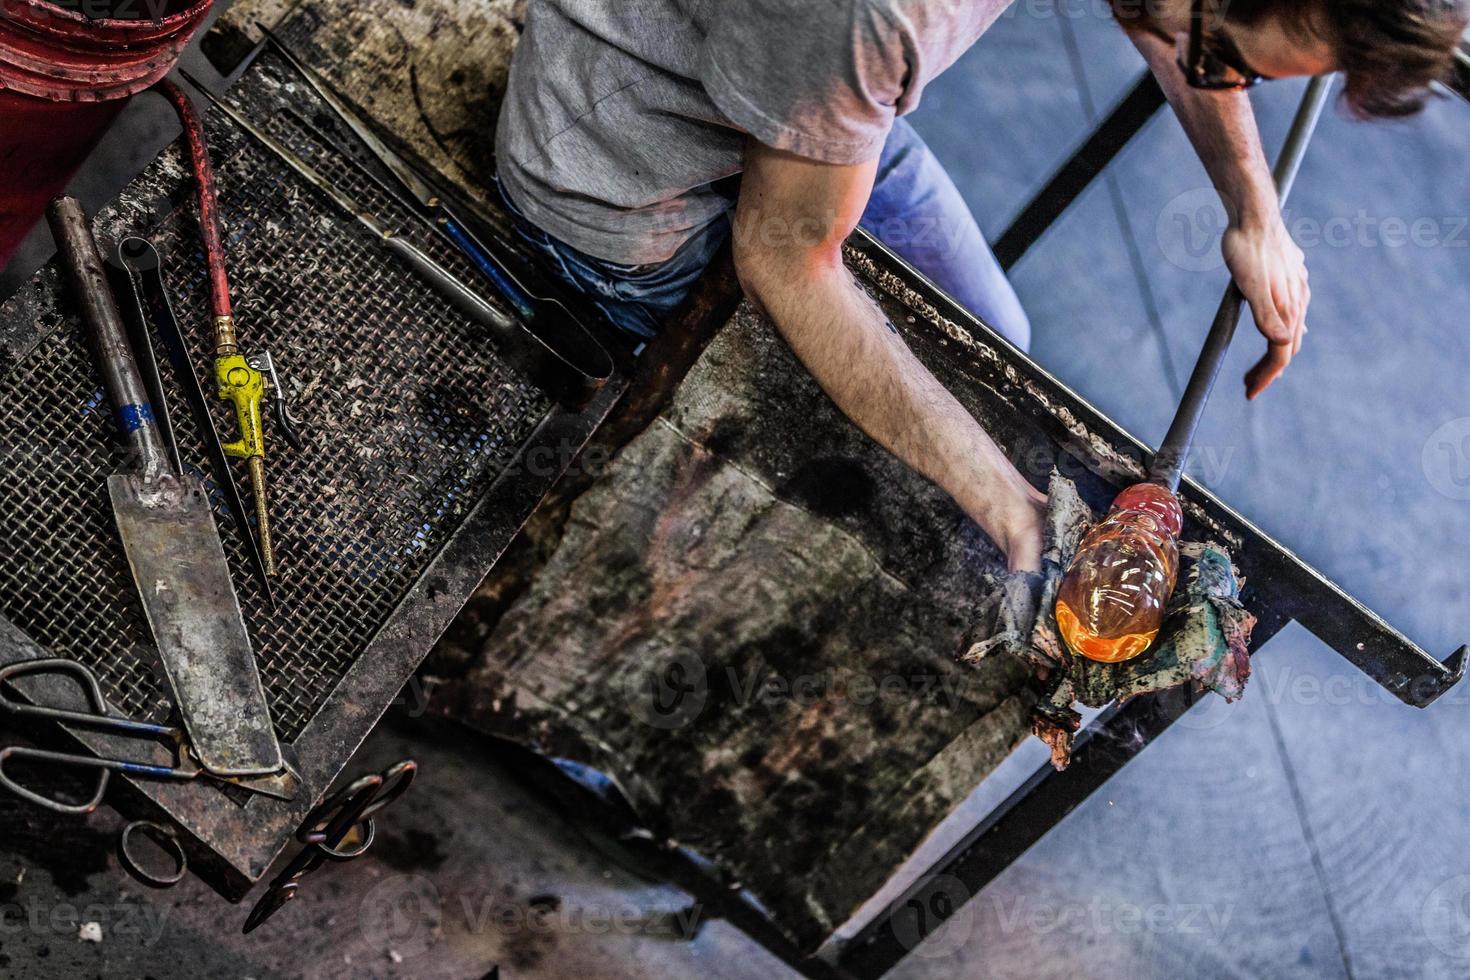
[0,53,551,741]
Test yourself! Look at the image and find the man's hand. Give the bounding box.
[1224,212,1310,399]
[1125,26,1313,400]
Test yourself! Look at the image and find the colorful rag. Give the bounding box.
[965,473,1255,769]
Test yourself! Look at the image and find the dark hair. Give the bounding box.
[1112,0,1468,118]
[1225,0,1468,118]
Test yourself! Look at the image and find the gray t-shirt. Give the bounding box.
[496,0,1009,265]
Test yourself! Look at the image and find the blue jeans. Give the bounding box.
[501,118,1032,349]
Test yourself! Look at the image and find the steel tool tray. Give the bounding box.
[0,40,626,897]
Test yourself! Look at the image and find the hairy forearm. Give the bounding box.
[1132,30,1278,223]
[737,251,1045,565]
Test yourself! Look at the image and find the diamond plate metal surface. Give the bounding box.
[0,51,551,741]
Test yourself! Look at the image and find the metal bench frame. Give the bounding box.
[629,72,1469,979]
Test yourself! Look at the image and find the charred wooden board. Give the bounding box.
[426,256,1055,951]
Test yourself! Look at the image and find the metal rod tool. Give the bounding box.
[1150,74,1334,491]
[111,236,276,611]
[47,196,283,778]
[110,260,183,477]
[1055,77,1337,666]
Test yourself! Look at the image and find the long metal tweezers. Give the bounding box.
[112,237,276,611]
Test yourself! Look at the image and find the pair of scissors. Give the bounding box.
[243,759,417,933]
[0,658,300,815]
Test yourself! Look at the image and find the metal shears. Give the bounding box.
[0,658,299,815]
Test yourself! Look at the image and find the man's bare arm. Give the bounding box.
[732,139,1046,572]
[1127,27,1311,399]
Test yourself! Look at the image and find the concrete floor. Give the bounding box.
[0,717,793,979]
[3,7,1469,980]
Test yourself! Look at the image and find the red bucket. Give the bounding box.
[0,0,212,267]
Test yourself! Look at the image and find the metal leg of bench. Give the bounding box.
[832,611,1291,979]
[993,72,1167,272]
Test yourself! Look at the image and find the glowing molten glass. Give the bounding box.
[1055,482,1183,664]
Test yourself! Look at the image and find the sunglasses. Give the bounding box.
[1177,0,1266,91]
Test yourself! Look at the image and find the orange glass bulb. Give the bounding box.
[1055,483,1183,664]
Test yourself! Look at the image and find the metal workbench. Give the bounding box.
[0,13,1463,978]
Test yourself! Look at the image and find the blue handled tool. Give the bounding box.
[256,27,612,393]
[180,53,612,407]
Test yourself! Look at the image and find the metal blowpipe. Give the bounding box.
[1055,75,1334,665]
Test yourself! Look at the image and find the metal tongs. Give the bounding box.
[242,759,415,933]
[111,235,282,610]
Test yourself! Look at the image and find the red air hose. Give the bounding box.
[155,78,233,322]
